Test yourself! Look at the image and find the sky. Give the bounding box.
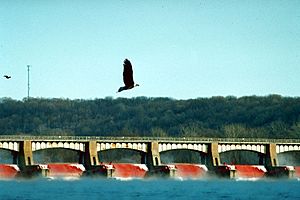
[1,0,300,100]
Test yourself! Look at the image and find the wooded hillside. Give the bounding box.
[0,95,299,138]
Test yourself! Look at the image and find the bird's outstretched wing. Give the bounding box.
[3,75,11,79]
[123,59,134,87]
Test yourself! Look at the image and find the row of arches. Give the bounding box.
[1,141,300,155]
[1,147,300,166]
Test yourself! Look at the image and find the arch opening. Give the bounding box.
[0,149,17,164]
[220,150,265,165]
[98,148,144,164]
[277,151,300,166]
[33,148,81,164]
[160,149,207,164]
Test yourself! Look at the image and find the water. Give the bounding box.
[0,178,300,200]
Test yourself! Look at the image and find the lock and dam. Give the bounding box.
[1,135,300,179]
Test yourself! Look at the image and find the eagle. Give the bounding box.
[3,75,11,79]
[117,59,139,92]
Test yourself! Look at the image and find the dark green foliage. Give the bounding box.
[0,95,299,138]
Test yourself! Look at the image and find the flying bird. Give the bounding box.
[3,75,11,79]
[117,59,139,93]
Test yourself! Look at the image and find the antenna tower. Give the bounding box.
[27,65,30,99]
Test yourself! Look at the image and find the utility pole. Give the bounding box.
[27,65,30,99]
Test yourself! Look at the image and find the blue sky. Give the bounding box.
[1,0,299,100]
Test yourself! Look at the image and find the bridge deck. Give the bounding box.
[1,135,300,144]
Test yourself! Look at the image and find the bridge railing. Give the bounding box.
[1,135,300,144]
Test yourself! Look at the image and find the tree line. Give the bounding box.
[0,95,300,139]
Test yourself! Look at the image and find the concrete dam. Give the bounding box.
[0,135,300,179]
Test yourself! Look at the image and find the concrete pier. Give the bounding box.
[84,140,99,169]
[18,140,33,168]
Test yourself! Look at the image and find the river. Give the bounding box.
[0,178,299,200]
